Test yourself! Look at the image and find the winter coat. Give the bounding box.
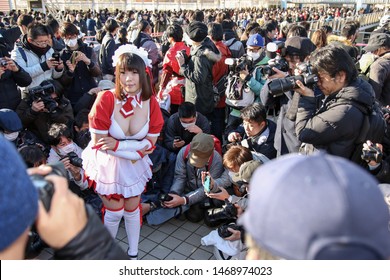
[179,37,221,116]
[60,40,101,106]
[16,96,74,144]
[169,146,231,205]
[369,52,390,106]
[159,41,190,105]
[0,63,32,110]
[11,35,63,92]
[212,40,231,108]
[99,33,117,75]
[295,78,375,159]
[164,111,211,153]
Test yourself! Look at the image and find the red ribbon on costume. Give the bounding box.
[120,96,134,118]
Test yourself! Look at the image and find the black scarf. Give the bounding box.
[27,41,50,57]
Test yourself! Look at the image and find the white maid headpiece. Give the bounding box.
[112,44,152,68]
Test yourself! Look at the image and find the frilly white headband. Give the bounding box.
[112,44,152,68]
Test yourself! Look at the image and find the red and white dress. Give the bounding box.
[82,90,164,198]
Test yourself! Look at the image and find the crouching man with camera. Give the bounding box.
[47,123,88,192]
[0,136,127,260]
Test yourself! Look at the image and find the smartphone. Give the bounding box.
[70,51,78,65]
[52,52,60,62]
[174,136,182,141]
[203,175,211,193]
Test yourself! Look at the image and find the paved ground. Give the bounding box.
[37,214,217,260]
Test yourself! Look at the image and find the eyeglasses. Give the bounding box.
[31,39,50,47]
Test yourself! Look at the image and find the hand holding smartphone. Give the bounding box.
[203,175,211,193]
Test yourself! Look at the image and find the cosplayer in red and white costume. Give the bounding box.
[82,46,163,259]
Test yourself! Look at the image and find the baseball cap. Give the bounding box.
[0,136,38,251]
[247,34,264,48]
[231,160,261,185]
[239,152,390,259]
[285,36,316,57]
[188,133,214,168]
[98,79,115,90]
[363,33,390,52]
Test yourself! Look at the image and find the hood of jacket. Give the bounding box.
[20,34,32,51]
[191,37,221,63]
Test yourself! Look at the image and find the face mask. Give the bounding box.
[4,131,19,141]
[247,51,260,61]
[180,121,196,129]
[59,142,75,155]
[65,38,78,48]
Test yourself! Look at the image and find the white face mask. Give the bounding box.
[247,51,260,61]
[180,121,196,129]
[65,38,78,48]
[58,142,75,155]
[4,131,19,141]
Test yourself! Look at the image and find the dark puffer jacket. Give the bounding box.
[179,37,221,116]
[295,78,375,159]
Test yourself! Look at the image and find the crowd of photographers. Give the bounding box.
[0,5,390,260]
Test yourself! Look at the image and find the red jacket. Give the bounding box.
[158,41,190,105]
[212,40,231,108]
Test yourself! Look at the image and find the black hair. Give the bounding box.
[60,22,80,37]
[240,103,267,123]
[74,109,89,129]
[341,23,358,39]
[47,123,74,146]
[104,18,119,33]
[17,14,34,27]
[18,145,46,168]
[287,24,308,38]
[207,22,223,42]
[27,22,51,39]
[310,44,358,84]
[166,23,183,42]
[178,102,196,119]
[46,18,60,34]
[321,25,333,35]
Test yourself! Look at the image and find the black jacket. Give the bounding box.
[60,40,101,106]
[296,78,375,159]
[54,205,127,259]
[164,111,211,153]
[99,33,117,75]
[0,63,32,110]
[179,37,221,116]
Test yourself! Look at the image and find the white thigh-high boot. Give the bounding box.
[124,205,141,259]
[103,207,124,238]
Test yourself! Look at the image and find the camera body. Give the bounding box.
[60,151,83,168]
[259,57,289,78]
[0,57,7,68]
[217,223,241,238]
[225,55,254,73]
[361,145,383,163]
[267,62,318,97]
[158,193,173,203]
[29,84,57,113]
[29,162,67,211]
[205,200,238,226]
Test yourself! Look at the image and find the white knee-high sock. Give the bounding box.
[104,208,124,238]
[124,206,141,257]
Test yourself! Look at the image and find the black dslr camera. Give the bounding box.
[225,55,254,73]
[259,57,289,78]
[158,193,173,203]
[60,151,83,168]
[29,162,67,211]
[205,200,237,226]
[217,222,241,238]
[29,83,57,113]
[267,62,318,97]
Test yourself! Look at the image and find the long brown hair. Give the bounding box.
[114,52,153,101]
